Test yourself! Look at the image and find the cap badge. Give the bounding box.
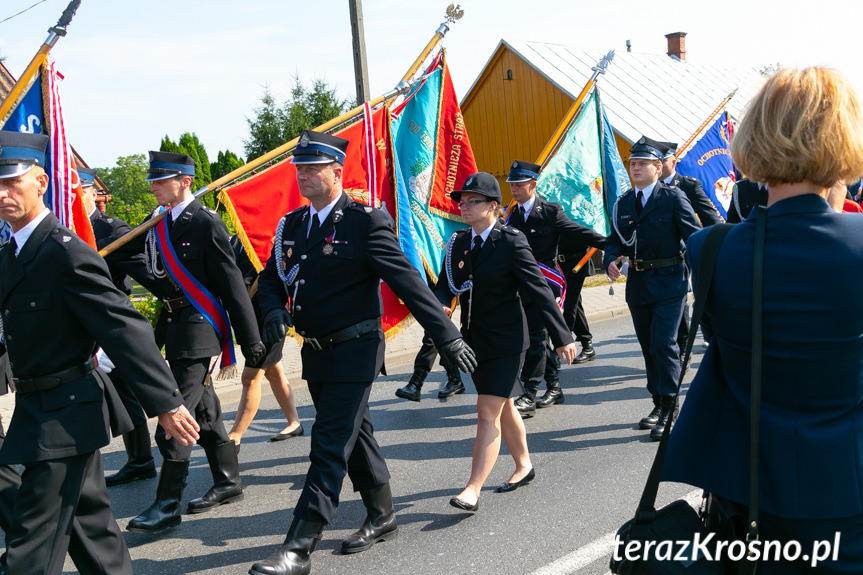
[465,176,474,187]
[512,161,518,168]
[638,137,646,144]
[299,133,310,148]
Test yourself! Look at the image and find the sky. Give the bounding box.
[1,0,862,169]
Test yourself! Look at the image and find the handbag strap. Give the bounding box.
[631,223,732,535]
[747,206,766,545]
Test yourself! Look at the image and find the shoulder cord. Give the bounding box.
[444,233,474,328]
[273,216,301,310]
[611,197,637,248]
[732,185,743,221]
[145,209,167,279]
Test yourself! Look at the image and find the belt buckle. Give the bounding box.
[9,379,18,393]
[634,260,644,272]
[163,299,174,313]
[305,337,322,351]
[557,254,565,262]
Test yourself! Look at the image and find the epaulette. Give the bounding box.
[501,225,520,235]
[48,227,77,247]
[288,205,308,215]
[346,200,375,215]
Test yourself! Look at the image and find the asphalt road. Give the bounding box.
[65,314,705,575]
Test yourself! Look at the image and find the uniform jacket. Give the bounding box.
[507,195,606,267]
[664,195,863,519]
[257,192,461,382]
[435,222,573,362]
[557,236,595,278]
[0,213,182,464]
[115,199,261,360]
[90,210,133,294]
[666,173,724,226]
[726,178,768,224]
[603,182,702,305]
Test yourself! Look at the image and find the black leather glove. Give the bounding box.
[262,308,292,345]
[438,338,477,374]
[241,341,266,368]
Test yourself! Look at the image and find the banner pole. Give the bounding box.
[676,88,737,160]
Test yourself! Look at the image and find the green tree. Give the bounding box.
[97,154,156,227]
[244,88,287,162]
[210,149,245,181]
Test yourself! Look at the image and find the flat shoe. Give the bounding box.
[270,424,304,442]
[496,467,535,493]
[449,497,478,512]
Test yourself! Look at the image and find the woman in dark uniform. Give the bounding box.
[436,173,576,511]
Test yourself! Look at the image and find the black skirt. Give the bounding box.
[246,336,285,370]
[471,351,526,398]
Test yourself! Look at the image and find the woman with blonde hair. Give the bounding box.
[664,67,863,573]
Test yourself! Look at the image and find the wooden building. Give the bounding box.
[461,36,764,198]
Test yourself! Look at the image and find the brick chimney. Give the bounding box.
[665,32,686,61]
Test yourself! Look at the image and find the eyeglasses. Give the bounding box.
[458,199,490,207]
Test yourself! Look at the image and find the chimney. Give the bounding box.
[665,32,686,61]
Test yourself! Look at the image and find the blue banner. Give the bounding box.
[677,111,735,219]
[599,90,630,219]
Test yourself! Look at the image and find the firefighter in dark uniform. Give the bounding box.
[556,236,596,363]
[0,351,18,575]
[603,136,701,440]
[505,160,606,418]
[0,132,199,575]
[79,167,157,487]
[726,178,768,223]
[250,130,476,575]
[113,152,265,534]
[658,143,723,354]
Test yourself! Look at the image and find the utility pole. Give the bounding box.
[348,0,370,105]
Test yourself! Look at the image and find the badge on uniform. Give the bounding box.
[62,235,71,242]
[333,209,343,223]
[322,244,334,255]
[458,260,464,269]
[286,248,293,258]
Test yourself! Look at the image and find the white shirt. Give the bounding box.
[308,194,341,236]
[170,196,195,221]
[635,180,659,207]
[517,195,537,220]
[662,172,677,185]
[471,221,496,246]
[12,207,50,255]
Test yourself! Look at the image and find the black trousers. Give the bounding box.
[109,371,148,428]
[6,452,132,575]
[629,296,686,398]
[156,357,230,460]
[413,332,439,373]
[0,425,21,552]
[294,381,390,525]
[562,266,592,345]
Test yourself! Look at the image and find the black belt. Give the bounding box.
[302,319,381,352]
[162,296,191,313]
[12,357,98,394]
[557,253,583,263]
[632,254,684,272]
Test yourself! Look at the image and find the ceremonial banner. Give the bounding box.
[0,60,95,248]
[600,89,630,215]
[677,111,735,219]
[390,52,474,280]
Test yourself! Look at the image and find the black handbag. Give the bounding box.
[610,208,767,575]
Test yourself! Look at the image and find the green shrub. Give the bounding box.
[132,295,163,328]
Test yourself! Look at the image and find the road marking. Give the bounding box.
[530,489,703,575]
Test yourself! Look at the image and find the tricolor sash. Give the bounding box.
[154,216,237,370]
[537,261,566,311]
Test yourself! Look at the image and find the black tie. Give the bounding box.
[635,190,644,215]
[518,205,526,221]
[308,214,320,239]
[470,236,483,263]
[8,237,17,259]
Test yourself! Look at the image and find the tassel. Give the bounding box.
[217,364,238,381]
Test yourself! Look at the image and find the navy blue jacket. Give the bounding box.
[664,194,863,519]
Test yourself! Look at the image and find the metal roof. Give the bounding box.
[465,39,765,147]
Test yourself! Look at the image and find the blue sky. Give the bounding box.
[1,0,860,168]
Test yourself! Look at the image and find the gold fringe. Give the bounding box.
[384,313,416,343]
[216,364,238,381]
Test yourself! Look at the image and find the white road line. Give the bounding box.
[531,489,704,575]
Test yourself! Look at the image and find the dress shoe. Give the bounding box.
[573,342,596,364]
[449,497,478,512]
[639,396,662,430]
[341,484,398,554]
[187,441,244,514]
[395,368,428,402]
[106,425,156,486]
[270,424,304,442]
[650,397,679,441]
[535,379,564,408]
[127,459,189,534]
[496,468,536,493]
[249,518,324,575]
[514,394,536,418]
[437,372,465,398]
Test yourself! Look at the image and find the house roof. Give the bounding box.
[463,39,765,148]
[0,61,16,101]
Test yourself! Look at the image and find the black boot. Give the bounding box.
[106,425,156,487]
[535,377,564,408]
[395,368,428,402]
[340,483,399,554]
[514,382,539,418]
[650,397,679,441]
[187,441,244,513]
[249,518,325,575]
[127,459,189,534]
[437,370,465,399]
[573,341,596,364]
[638,396,662,430]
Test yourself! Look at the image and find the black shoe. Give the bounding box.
[650,397,679,441]
[340,484,399,554]
[438,373,465,399]
[106,425,156,486]
[395,368,428,402]
[535,380,564,408]
[270,424,304,442]
[249,518,324,575]
[187,441,244,514]
[127,459,189,534]
[449,497,478,512]
[496,468,535,493]
[514,394,536,418]
[639,396,662,430]
[572,343,596,364]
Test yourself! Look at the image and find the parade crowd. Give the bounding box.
[0,64,860,575]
